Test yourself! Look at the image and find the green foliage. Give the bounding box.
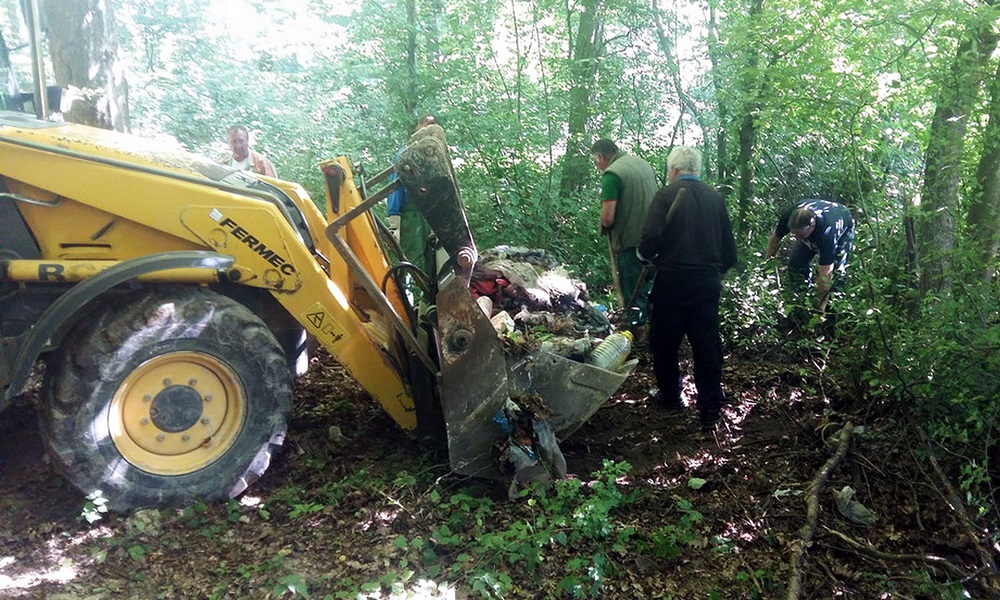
[349,460,707,598]
[860,569,969,599]
[734,569,777,599]
[126,544,149,563]
[720,260,788,355]
[272,573,310,599]
[639,496,703,560]
[288,501,324,520]
[80,490,109,524]
[834,266,1000,518]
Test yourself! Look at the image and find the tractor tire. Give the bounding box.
[40,286,292,511]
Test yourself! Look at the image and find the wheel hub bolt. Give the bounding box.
[156,434,165,442]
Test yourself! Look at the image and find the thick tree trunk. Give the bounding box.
[558,0,603,198]
[735,110,757,236]
[42,0,128,131]
[968,59,1000,284]
[705,2,730,191]
[917,20,998,294]
[732,0,764,237]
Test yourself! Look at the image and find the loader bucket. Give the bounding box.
[507,352,636,440]
[435,275,634,478]
[435,274,511,478]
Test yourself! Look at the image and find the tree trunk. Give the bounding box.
[732,0,764,237]
[41,0,128,131]
[968,59,1000,284]
[404,0,419,117]
[558,0,603,198]
[735,109,757,236]
[917,19,998,294]
[705,1,729,189]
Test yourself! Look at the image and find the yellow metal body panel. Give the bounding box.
[0,120,419,431]
[5,260,223,283]
[321,158,412,331]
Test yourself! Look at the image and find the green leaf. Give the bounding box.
[688,478,707,490]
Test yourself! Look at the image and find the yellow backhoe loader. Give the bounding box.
[0,112,632,510]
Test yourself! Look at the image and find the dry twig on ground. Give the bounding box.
[912,424,1000,594]
[821,527,969,581]
[786,421,854,600]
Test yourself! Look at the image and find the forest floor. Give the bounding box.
[1,343,997,599]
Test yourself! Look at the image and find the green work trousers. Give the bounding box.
[616,247,653,326]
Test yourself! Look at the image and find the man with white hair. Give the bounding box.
[639,145,736,432]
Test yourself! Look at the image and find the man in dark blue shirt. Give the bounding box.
[765,199,855,313]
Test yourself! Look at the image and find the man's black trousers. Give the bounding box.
[649,272,725,423]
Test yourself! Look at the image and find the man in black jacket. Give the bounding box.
[639,146,737,432]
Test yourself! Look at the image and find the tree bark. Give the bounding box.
[786,422,854,600]
[558,0,603,198]
[732,0,765,237]
[917,18,998,294]
[41,0,129,131]
[404,0,418,118]
[968,59,1000,284]
[705,1,730,190]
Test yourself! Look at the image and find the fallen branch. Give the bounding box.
[821,526,969,581]
[912,424,1000,594]
[787,421,853,600]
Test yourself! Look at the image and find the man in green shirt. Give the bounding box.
[591,139,658,330]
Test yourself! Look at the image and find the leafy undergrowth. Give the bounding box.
[0,346,995,599]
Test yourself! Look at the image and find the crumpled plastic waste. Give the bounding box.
[492,400,567,499]
[833,485,878,526]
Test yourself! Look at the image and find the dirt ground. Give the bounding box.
[1,345,997,599]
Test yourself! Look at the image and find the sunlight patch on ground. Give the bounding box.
[643,448,734,489]
[617,392,642,405]
[723,400,754,426]
[61,525,115,548]
[642,472,685,488]
[681,448,730,471]
[0,521,115,593]
[358,507,403,532]
[721,520,758,544]
[355,577,456,599]
[0,559,77,593]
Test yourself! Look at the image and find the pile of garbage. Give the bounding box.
[469,245,617,363]
[468,246,636,495]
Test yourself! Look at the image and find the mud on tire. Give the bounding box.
[41,286,292,511]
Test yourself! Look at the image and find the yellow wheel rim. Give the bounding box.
[109,351,246,476]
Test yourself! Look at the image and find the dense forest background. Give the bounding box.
[1,0,998,596]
